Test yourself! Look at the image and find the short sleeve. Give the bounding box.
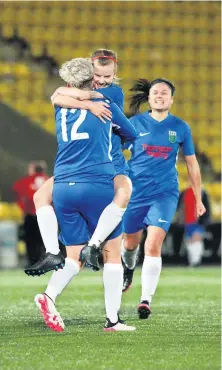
[181,123,195,156]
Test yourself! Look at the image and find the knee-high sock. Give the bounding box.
[45,258,80,303]
[121,240,139,269]
[103,263,123,323]
[186,240,204,266]
[89,202,126,247]
[36,205,60,254]
[141,256,162,304]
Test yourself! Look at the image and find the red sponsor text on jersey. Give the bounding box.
[142,144,172,159]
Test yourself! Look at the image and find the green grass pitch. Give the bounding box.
[0,267,220,370]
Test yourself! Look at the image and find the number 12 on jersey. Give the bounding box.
[61,108,89,142]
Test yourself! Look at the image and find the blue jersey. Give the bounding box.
[53,99,137,183]
[127,111,195,198]
[97,84,124,111]
[97,84,129,175]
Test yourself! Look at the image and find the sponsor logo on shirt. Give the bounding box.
[142,144,172,159]
[169,130,177,143]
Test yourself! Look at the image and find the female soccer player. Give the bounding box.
[26,49,132,275]
[121,78,206,319]
[34,58,137,332]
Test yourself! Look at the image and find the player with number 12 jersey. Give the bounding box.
[53,87,137,247]
[53,95,135,185]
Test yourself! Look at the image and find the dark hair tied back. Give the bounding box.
[129,77,176,115]
[129,79,151,115]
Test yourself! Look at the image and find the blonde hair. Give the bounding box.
[91,48,120,83]
[59,58,94,88]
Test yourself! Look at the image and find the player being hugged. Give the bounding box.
[121,78,206,319]
[34,58,137,333]
[26,49,133,275]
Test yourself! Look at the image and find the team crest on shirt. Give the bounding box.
[169,130,177,143]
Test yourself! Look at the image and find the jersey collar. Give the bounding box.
[146,110,171,124]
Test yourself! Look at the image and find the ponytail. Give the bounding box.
[129,79,151,115]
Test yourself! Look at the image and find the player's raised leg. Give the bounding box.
[34,177,60,254]
[24,177,65,276]
[88,175,132,249]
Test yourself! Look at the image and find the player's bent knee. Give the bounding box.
[114,176,132,208]
[145,226,166,255]
[114,189,131,208]
[103,236,122,264]
[103,245,121,264]
[33,188,43,208]
[33,177,54,209]
[103,254,121,264]
[145,241,162,256]
[124,234,140,251]
[33,189,48,209]
[66,245,84,268]
[33,186,51,209]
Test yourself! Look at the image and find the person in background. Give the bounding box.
[12,161,48,265]
[177,186,211,267]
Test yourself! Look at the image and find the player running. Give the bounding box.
[26,49,132,275]
[34,58,137,332]
[121,78,206,319]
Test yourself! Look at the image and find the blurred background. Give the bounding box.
[0,1,220,267]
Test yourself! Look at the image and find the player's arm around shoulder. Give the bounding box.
[51,86,103,101]
[51,93,112,123]
[51,94,85,109]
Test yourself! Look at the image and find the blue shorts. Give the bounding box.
[123,192,178,234]
[185,223,204,238]
[53,182,122,246]
[115,167,129,177]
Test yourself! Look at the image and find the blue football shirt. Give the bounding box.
[96,84,124,111]
[127,111,195,198]
[53,99,137,183]
[97,84,129,174]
